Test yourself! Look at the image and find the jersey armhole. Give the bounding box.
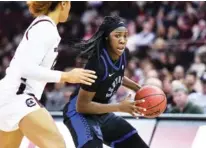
[100,55,108,81]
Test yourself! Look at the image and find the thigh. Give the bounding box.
[101,113,147,147]
[63,102,103,148]
[19,108,65,148]
[64,112,103,148]
[0,129,23,148]
[0,94,41,132]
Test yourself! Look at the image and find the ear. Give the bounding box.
[60,1,66,10]
[62,1,66,6]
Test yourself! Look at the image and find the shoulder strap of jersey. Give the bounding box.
[26,19,54,40]
[123,50,127,65]
[100,55,108,81]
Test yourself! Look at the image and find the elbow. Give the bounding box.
[76,105,82,113]
[76,103,87,113]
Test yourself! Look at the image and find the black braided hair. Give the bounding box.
[68,15,125,60]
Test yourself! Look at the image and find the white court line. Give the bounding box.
[192,126,206,148]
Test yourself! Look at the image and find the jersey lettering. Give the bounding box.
[106,76,123,98]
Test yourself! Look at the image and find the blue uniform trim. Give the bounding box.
[123,51,127,65]
[66,96,93,148]
[103,48,122,71]
[100,55,108,81]
[111,130,137,148]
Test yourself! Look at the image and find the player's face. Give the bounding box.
[59,1,71,23]
[108,27,128,59]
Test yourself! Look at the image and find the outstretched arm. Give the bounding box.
[14,22,96,85]
[16,22,62,82]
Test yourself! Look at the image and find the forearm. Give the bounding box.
[77,101,120,114]
[20,64,62,83]
[122,76,141,92]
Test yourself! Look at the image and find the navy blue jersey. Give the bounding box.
[71,48,127,104]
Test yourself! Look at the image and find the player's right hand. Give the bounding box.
[60,68,97,85]
[118,94,146,117]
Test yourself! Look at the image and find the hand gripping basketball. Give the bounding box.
[135,85,167,118]
[119,94,147,117]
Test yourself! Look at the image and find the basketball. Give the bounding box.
[135,85,167,118]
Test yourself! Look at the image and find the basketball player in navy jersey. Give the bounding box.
[0,2,97,148]
[63,16,149,148]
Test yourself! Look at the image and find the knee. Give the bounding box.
[55,141,66,148]
[51,133,66,148]
[114,133,149,148]
[82,138,102,148]
[42,131,66,148]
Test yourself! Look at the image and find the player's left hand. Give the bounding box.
[134,99,147,117]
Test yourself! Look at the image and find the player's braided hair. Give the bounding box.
[68,16,125,59]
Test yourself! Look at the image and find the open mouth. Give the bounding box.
[117,47,125,51]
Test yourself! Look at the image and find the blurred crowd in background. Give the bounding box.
[0,1,206,114]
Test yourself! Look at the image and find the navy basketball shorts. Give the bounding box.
[63,96,149,148]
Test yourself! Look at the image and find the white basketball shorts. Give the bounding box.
[0,92,41,132]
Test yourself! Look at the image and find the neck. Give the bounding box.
[106,45,119,61]
[47,11,59,25]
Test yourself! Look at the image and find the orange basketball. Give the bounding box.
[135,85,167,118]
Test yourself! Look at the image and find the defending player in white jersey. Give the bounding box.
[0,2,97,148]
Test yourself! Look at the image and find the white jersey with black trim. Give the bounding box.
[2,15,62,100]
